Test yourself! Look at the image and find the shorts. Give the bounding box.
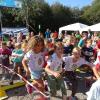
[13,62,22,68]
[31,70,43,80]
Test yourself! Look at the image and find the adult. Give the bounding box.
[17,32,23,43]
[45,28,51,39]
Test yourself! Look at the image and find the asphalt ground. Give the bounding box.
[0,66,93,100]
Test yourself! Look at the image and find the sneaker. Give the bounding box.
[9,81,14,85]
[1,77,6,81]
[68,96,78,100]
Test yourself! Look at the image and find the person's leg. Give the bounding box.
[9,63,17,84]
[1,65,6,80]
[47,75,57,96]
[32,79,47,100]
[18,65,21,75]
[71,77,78,96]
[32,79,45,92]
[56,77,67,100]
[65,71,78,97]
[17,62,23,80]
[5,66,10,79]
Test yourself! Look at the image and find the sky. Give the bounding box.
[45,0,93,8]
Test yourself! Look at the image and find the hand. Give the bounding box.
[53,72,61,78]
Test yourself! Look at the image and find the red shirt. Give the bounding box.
[0,48,11,66]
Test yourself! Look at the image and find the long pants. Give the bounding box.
[47,75,67,95]
[10,62,22,81]
[65,71,78,96]
[0,64,10,79]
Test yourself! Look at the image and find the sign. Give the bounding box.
[0,0,22,8]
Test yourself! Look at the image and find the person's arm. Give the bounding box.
[78,39,83,49]
[22,58,30,76]
[92,67,100,80]
[17,53,24,57]
[45,65,60,78]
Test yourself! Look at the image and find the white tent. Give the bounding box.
[59,22,88,34]
[81,23,100,32]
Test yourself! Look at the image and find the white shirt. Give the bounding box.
[24,50,44,72]
[86,80,100,100]
[47,53,63,75]
[63,56,93,71]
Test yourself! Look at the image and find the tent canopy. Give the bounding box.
[81,23,100,32]
[59,22,88,34]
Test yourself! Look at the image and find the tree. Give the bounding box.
[51,2,73,31]
[81,0,100,24]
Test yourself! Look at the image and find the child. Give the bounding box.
[22,35,45,93]
[45,42,67,100]
[63,47,94,100]
[93,40,100,79]
[87,40,100,100]
[63,36,74,56]
[81,39,95,62]
[10,43,24,84]
[78,33,87,49]
[92,32,99,48]
[7,41,14,51]
[0,42,11,80]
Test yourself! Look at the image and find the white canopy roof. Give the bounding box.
[59,22,88,34]
[81,23,100,32]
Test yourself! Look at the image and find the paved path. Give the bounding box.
[5,86,87,100]
[1,78,88,100]
[0,67,91,100]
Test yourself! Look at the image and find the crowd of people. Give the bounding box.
[0,29,100,100]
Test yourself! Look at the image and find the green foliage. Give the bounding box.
[1,0,100,32]
[81,0,100,24]
[51,2,73,30]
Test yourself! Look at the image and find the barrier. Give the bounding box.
[0,64,50,100]
[0,82,25,100]
[0,86,8,100]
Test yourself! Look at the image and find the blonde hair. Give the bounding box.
[54,41,63,50]
[72,47,81,54]
[15,43,21,49]
[22,40,28,49]
[27,35,44,51]
[63,35,71,43]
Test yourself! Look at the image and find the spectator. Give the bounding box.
[0,42,11,80]
[45,28,51,39]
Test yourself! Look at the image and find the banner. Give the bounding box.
[0,0,22,8]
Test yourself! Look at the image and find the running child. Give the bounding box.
[63,36,74,56]
[45,42,67,100]
[63,47,94,100]
[10,43,24,84]
[86,40,100,100]
[22,35,45,93]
